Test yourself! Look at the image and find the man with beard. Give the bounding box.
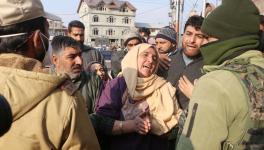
[158,16,207,110]
[67,20,105,69]
[0,0,99,149]
[155,27,178,78]
[156,16,207,150]
[51,35,102,114]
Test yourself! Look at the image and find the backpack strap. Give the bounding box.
[220,59,264,150]
[221,60,264,121]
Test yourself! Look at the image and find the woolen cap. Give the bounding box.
[123,30,143,46]
[201,0,260,40]
[155,27,177,44]
[0,0,45,26]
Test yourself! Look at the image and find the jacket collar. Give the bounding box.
[203,50,263,73]
[0,53,46,73]
[201,35,259,66]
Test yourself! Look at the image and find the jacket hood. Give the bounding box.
[0,67,67,121]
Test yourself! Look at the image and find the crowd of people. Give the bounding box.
[0,0,264,150]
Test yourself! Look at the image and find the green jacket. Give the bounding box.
[73,71,102,114]
[176,50,264,150]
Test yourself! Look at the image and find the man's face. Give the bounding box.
[182,26,207,57]
[155,38,175,54]
[52,47,83,79]
[126,38,141,51]
[68,27,85,44]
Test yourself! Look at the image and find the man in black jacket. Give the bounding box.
[159,15,207,110]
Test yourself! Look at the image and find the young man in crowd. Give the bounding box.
[177,0,264,149]
[67,20,105,68]
[159,16,206,111]
[156,16,206,150]
[0,0,99,149]
[155,27,178,77]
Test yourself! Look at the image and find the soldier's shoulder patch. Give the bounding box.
[60,79,79,96]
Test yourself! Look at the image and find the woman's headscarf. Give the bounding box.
[121,43,182,135]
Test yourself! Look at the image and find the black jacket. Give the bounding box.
[158,49,204,110]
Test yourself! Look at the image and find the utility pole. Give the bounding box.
[202,0,207,17]
[169,0,184,45]
[178,0,184,45]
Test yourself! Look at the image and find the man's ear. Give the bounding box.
[52,55,58,65]
[24,30,43,59]
[32,30,42,50]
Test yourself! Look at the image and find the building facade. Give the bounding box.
[45,12,67,40]
[77,0,136,47]
[135,22,165,38]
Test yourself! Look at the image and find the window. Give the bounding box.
[106,29,115,36]
[123,17,130,24]
[107,16,115,23]
[96,4,106,11]
[93,28,99,35]
[120,7,128,12]
[93,15,99,22]
[122,30,127,35]
[97,7,102,11]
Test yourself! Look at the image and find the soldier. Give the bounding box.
[0,0,100,149]
[176,0,264,149]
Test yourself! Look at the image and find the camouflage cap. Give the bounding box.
[0,0,45,26]
[252,0,264,16]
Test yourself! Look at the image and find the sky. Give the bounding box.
[41,0,220,28]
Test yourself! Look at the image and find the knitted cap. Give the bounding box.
[0,0,45,26]
[155,27,177,44]
[201,0,260,40]
[123,30,143,46]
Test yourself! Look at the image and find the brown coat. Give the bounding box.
[0,54,100,150]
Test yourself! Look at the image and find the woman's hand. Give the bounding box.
[112,115,151,135]
[178,75,196,99]
[133,115,151,135]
